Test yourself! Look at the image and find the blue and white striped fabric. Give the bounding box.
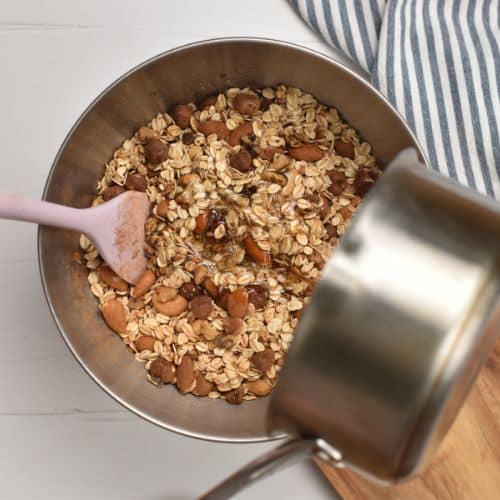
[290,0,500,200]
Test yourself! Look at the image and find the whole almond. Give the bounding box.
[102,299,127,335]
[149,358,176,384]
[233,93,261,115]
[132,269,156,298]
[246,379,272,396]
[98,265,128,291]
[252,348,275,372]
[102,185,125,201]
[135,335,156,352]
[152,291,187,317]
[156,200,169,219]
[171,104,192,129]
[223,317,246,336]
[203,278,219,298]
[176,356,196,394]
[289,144,324,162]
[191,295,213,320]
[198,120,230,140]
[194,209,209,235]
[225,386,244,405]
[228,121,253,147]
[334,138,355,159]
[243,235,271,266]
[192,375,214,397]
[227,288,249,319]
[179,173,200,186]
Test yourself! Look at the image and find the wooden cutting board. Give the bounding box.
[318,336,500,500]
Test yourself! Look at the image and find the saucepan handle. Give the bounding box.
[198,437,343,500]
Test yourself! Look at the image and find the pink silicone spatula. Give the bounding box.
[0,191,150,284]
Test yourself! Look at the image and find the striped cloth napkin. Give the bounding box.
[290,0,500,200]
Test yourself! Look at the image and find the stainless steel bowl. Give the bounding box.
[38,38,423,443]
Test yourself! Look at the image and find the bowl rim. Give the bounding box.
[37,36,427,444]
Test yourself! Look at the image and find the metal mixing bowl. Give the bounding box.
[38,38,423,442]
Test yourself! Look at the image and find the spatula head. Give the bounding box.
[87,191,150,284]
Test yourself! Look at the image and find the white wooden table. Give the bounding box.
[0,1,338,498]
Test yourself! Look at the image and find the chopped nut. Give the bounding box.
[192,375,214,397]
[228,121,253,147]
[225,386,244,404]
[230,149,253,172]
[203,278,219,298]
[198,120,230,140]
[233,93,261,115]
[244,236,271,266]
[171,104,192,129]
[334,139,355,159]
[223,317,246,336]
[179,281,203,300]
[102,185,125,201]
[125,173,147,192]
[245,284,269,310]
[246,378,272,396]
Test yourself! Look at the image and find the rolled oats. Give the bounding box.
[82,85,380,404]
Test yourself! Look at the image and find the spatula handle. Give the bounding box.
[0,193,86,233]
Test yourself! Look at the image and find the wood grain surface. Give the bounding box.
[319,336,500,500]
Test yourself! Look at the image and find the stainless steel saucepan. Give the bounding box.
[38,38,500,497]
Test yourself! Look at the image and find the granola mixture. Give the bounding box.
[80,85,379,404]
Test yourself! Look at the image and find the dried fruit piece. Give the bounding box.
[132,269,156,298]
[149,358,176,384]
[230,149,253,172]
[192,375,214,397]
[176,356,196,394]
[102,185,125,201]
[98,265,128,291]
[182,132,195,145]
[233,93,261,115]
[245,284,269,310]
[145,138,169,164]
[289,144,324,161]
[135,335,156,352]
[125,173,147,192]
[156,200,169,219]
[225,386,244,405]
[228,121,254,147]
[252,348,275,372]
[191,295,213,320]
[227,288,249,319]
[171,104,192,129]
[244,235,271,266]
[198,120,230,140]
[246,379,272,396]
[179,281,203,300]
[152,288,187,317]
[327,170,347,196]
[334,139,355,159]
[203,278,219,298]
[102,299,127,335]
